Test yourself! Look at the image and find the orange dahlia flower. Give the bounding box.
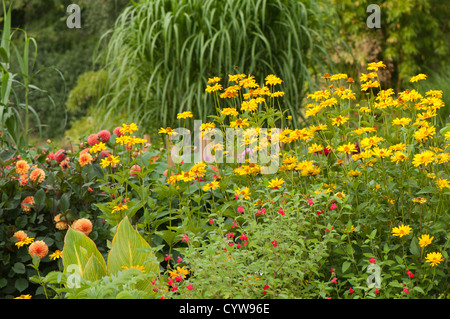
[19,174,29,186]
[15,160,30,175]
[21,196,35,213]
[79,152,93,167]
[29,240,49,259]
[72,218,93,236]
[29,168,46,184]
[13,230,28,242]
[54,213,69,230]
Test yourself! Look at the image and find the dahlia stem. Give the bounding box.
[35,266,49,299]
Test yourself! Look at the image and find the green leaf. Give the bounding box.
[107,216,158,276]
[62,227,107,280]
[342,261,351,273]
[409,237,420,257]
[15,278,28,292]
[12,262,25,274]
[0,47,8,63]
[60,192,71,212]
[0,149,14,163]
[394,255,404,265]
[34,188,46,210]
[367,229,377,239]
[417,186,436,194]
[15,215,27,228]
[116,290,134,299]
[155,229,178,247]
[413,286,425,295]
[84,254,108,282]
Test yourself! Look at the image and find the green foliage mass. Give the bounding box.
[329,0,449,91]
[2,0,129,139]
[0,145,111,298]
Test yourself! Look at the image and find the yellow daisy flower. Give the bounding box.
[268,178,285,189]
[418,234,433,247]
[425,252,444,267]
[391,224,412,238]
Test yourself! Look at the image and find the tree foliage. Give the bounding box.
[2,0,129,139]
[330,0,449,91]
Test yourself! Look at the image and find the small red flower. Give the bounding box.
[239,234,248,241]
[186,283,193,291]
[239,234,248,246]
[278,209,285,216]
[375,288,380,294]
[237,205,244,213]
[271,239,277,247]
[164,254,171,261]
[307,198,314,205]
[349,287,354,293]
[316,209,323,215]
[369,256,376,263]
[331,277,338,284]
[177,256,183,263]
[406,270,414,278]
[330,203,337,210]
[256,208,266,216]
[181,233,189,242]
